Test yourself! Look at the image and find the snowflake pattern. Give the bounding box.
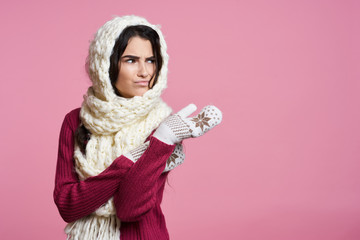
[167,153,178,166]
[191,112,211,131]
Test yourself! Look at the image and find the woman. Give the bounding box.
[54,15,222,239]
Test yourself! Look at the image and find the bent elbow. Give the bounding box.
[53,188,81,223]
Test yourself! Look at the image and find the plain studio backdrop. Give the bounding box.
[0,0,359,239]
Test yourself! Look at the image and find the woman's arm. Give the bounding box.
[114,136,175,222]
[113,104,223,221]
[53,112,134,223]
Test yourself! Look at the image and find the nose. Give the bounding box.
[137,62,149,78]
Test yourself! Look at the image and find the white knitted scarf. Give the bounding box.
[65,16,172,240]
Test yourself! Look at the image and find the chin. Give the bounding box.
[137,89,150,97]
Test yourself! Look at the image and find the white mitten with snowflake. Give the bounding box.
[153,104,222,145]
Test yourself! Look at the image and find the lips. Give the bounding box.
[135,80,149,86]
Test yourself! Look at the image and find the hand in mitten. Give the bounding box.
[123,142,185,172]
[153,104,222,145]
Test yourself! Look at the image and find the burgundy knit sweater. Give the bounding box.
[54,108,176,239]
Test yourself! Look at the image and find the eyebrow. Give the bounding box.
[122,55,155,59]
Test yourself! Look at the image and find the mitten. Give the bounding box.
[152,104,222,145]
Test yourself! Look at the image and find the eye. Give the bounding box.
[125,58,136,63]
[146,58,156,64]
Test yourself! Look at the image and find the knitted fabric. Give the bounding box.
[124,142,185,172]
[65,15,172,240]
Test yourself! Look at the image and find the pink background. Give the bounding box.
[1,0,359,239]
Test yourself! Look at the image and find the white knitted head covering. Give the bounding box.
[87,15,169,102]
[65,15,172,239]
[80,15,171,135]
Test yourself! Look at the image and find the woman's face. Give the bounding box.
[115,36,156,98]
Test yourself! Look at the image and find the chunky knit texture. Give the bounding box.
[54,108,174,239]
[54,15,180,239]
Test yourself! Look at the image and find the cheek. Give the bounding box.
[118,65,134,81]
[149,64,156,75]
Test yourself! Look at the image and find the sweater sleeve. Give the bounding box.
[114,136,175,222]
[53,111,133,223]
